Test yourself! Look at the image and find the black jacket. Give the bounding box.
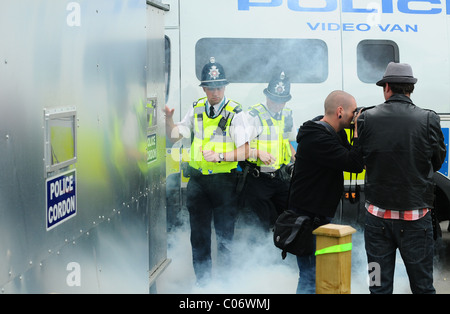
[288,117,364,218]
[358,94,446,211]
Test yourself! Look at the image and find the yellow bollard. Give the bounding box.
[313,224,356,294]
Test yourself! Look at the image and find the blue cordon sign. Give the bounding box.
[46,169,77,230]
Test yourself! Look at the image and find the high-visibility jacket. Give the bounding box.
[189,97,242,174]
[248,104,293,171]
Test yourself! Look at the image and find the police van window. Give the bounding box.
[357,40,399,83]
[195,38,328,83]
[165,35,171,103]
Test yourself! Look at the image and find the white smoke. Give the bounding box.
[157,210,448,294]
[156,213,298,294]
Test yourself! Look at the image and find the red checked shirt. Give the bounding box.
[366,202,429,221]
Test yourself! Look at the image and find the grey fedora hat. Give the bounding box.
[376,62,418,86]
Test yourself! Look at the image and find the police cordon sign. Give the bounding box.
[147,133,157,164]
[46,169,77,230]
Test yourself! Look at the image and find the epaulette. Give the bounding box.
[249,108,259,117]
[193,97,207,107]
[234,106,242,113]
[228,100,243,113]
[360,105,375,113]
[424,108,438,114]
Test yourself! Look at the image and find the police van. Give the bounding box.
[164,0,450,226]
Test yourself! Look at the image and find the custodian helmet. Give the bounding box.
[199,57,229,87]
[263,71,292,103]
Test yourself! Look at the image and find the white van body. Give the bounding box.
[164,0,450,223]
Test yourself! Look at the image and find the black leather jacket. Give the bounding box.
[357,94,446,211]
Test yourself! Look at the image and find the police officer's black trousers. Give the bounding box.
[241,174,290,231]
[186,172,238,285]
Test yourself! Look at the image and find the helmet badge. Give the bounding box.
[209,66,220,80]
[274,82,285,95]
[274,72,286,95]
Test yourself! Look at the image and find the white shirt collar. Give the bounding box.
[207,97,226,117]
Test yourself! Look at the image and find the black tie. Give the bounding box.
[210,106,215,118]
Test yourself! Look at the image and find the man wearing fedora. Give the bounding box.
[358,62,446,294]
[237,71,296,235]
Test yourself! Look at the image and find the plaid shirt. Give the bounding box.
[366,202,429,221]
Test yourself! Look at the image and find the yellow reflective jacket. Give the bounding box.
[189,97,242,174]
[248,103,293,171]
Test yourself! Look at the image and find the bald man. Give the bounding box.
[288,90,364,294]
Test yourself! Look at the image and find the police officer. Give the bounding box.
[164,57,248,286]
[239,71,296,234]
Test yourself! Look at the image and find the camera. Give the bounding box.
[349,107,365,129]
